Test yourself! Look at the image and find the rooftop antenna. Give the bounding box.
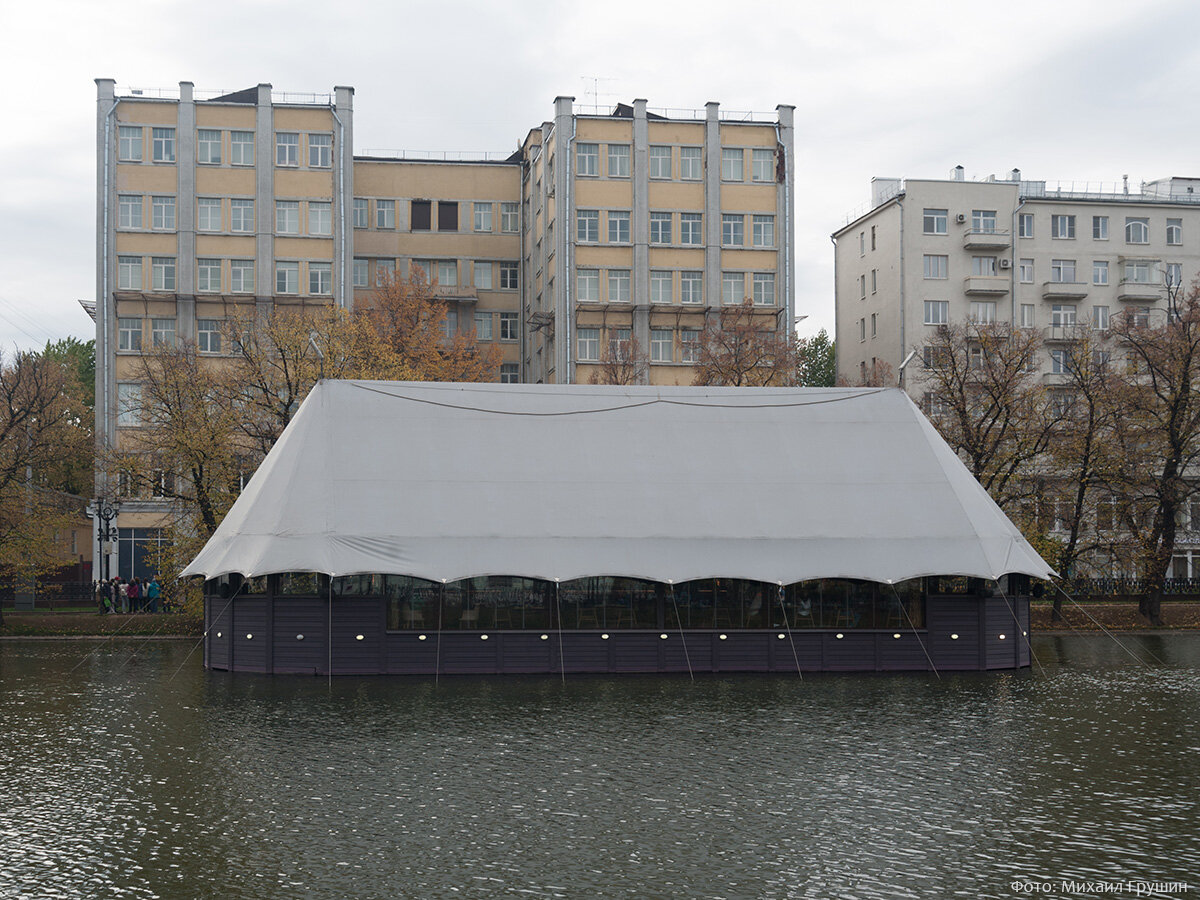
[580,75,618,113]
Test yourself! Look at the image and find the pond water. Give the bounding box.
[0,634,1197,899]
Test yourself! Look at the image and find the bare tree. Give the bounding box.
[692,301,797,387]
[589,332,647,386]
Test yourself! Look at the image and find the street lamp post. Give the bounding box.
[96,499,119,583]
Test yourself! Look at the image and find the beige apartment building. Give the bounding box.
[92,80,795,579]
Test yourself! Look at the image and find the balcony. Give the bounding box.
[1041,281,1089,300]
[1043,324,1087,342]
[963,275,1009,295]
[1117,280,1162,302]
[1043,371,1073,386]
[962,228,1012,250]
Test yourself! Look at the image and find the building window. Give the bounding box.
[753,273,775,306]
[1093,215,1109,240]
[859,319,866,342]
[923,208,948,235]
[1019,258,1034,283]
[650,329,673,362]
[576,209,599,243]
[1093,305,1109,330]
[230,131,254,166]
[1093,260,1109,285]
[721,214,743,246]
[871,269,877,294]
[577,327,600,361]
[309,262,332,295]
[721,148,743,181]
[972,257,997,277]
[650,212,673,244]
[116,383,143,427]
[859,274,867,299]
[197,197,221,232]
[1020,304,1035,328]
[353,198,369,229]
[473,261,492,290]
[1167,218,1183,245]
[275,261,299,294]
[1167,262,1183,286]
[309,201,332,236]
[118,126,142,162]
[679,328,700,363]
[680,213,702,245]
[870,313,878,337]
[608,269,631,303]
[433,260,455,286]
[473,202,493,233]
[376,199,395,230]
[577,269,599,302]
[377,259,397,284]
[1050,348,1069,375]
[680,146,702,180]
[151,128,175,163]
[649,145,672,179]
[118,318,142,351]
[230,260,254,293]
[1050,304,1077,326]
[1125,217,1149,244]
[1019,213,1034,238]
[197,319,222,354]
[722,272,744,305]
[229,199,254,233]
[1052,214,1076,239]
[501,202,518,233]
[499,363,518,383]
[437,201,459,232]
[651,270,673,304]
[442,310,459,340]
[275,132,299,166]
[473,312,493,341]
[151,318,176,346]
[499,262,519,290]
[1124,260,1154,284]
[197,258,221,293]
[151,196,175,230]
[499,312,518,341]
[576,143,598,176]
[410,200,432,231]
[197,129,221,165]
[118,194,142,229]
[923,301,948,325]
[871,225,877,250]
[1050,259,1077,283]
[923,254,948,279]
[969,301,997,324]
[751,148,774,182]
[610,328,631,359]
[680,271,702,305]
[276,201,300,234]
[859,232,865,256]
[308,133,331,168]
[752,215,775,247]
[151,257,175,292]
[973,210,998,233]
[353,258,368,288]
[608,210,631,243]
[607,144,630,177]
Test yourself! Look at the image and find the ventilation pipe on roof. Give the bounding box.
[1011,168,1021,183]
[952,165,965,182]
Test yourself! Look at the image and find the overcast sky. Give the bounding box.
[2,0,1198,351]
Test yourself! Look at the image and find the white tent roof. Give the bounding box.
[182,381,1054,584]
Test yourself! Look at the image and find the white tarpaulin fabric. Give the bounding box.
[182,381,1054,584]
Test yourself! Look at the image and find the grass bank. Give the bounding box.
[0,611,202,638]
[1031,600,1200,632]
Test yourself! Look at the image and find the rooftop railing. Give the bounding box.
[118,86,334,105]
[358,149,514,162]
[572,103,777,122]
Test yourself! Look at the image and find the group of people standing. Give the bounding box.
[95,576,162,614]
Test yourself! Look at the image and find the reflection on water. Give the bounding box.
[1,635,1198,899]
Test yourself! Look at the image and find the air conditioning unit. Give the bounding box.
[955,213,966,224]
[998,258,1012,269]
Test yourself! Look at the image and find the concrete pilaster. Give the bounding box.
[177,82,196,340]
[631,99,650,384]
[255,84,274,301]
[704,101,721,311]
[94,78,117,485]
[553,96,573,383]
[777,104,796,332]
[334,86,354,309]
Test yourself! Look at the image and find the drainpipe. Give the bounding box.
[102,97,120,456]
[518,149,528,383]
[896,196,906,389]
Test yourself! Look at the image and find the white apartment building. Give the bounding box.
[833,168,1200,578]
[833,168,1200,388]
